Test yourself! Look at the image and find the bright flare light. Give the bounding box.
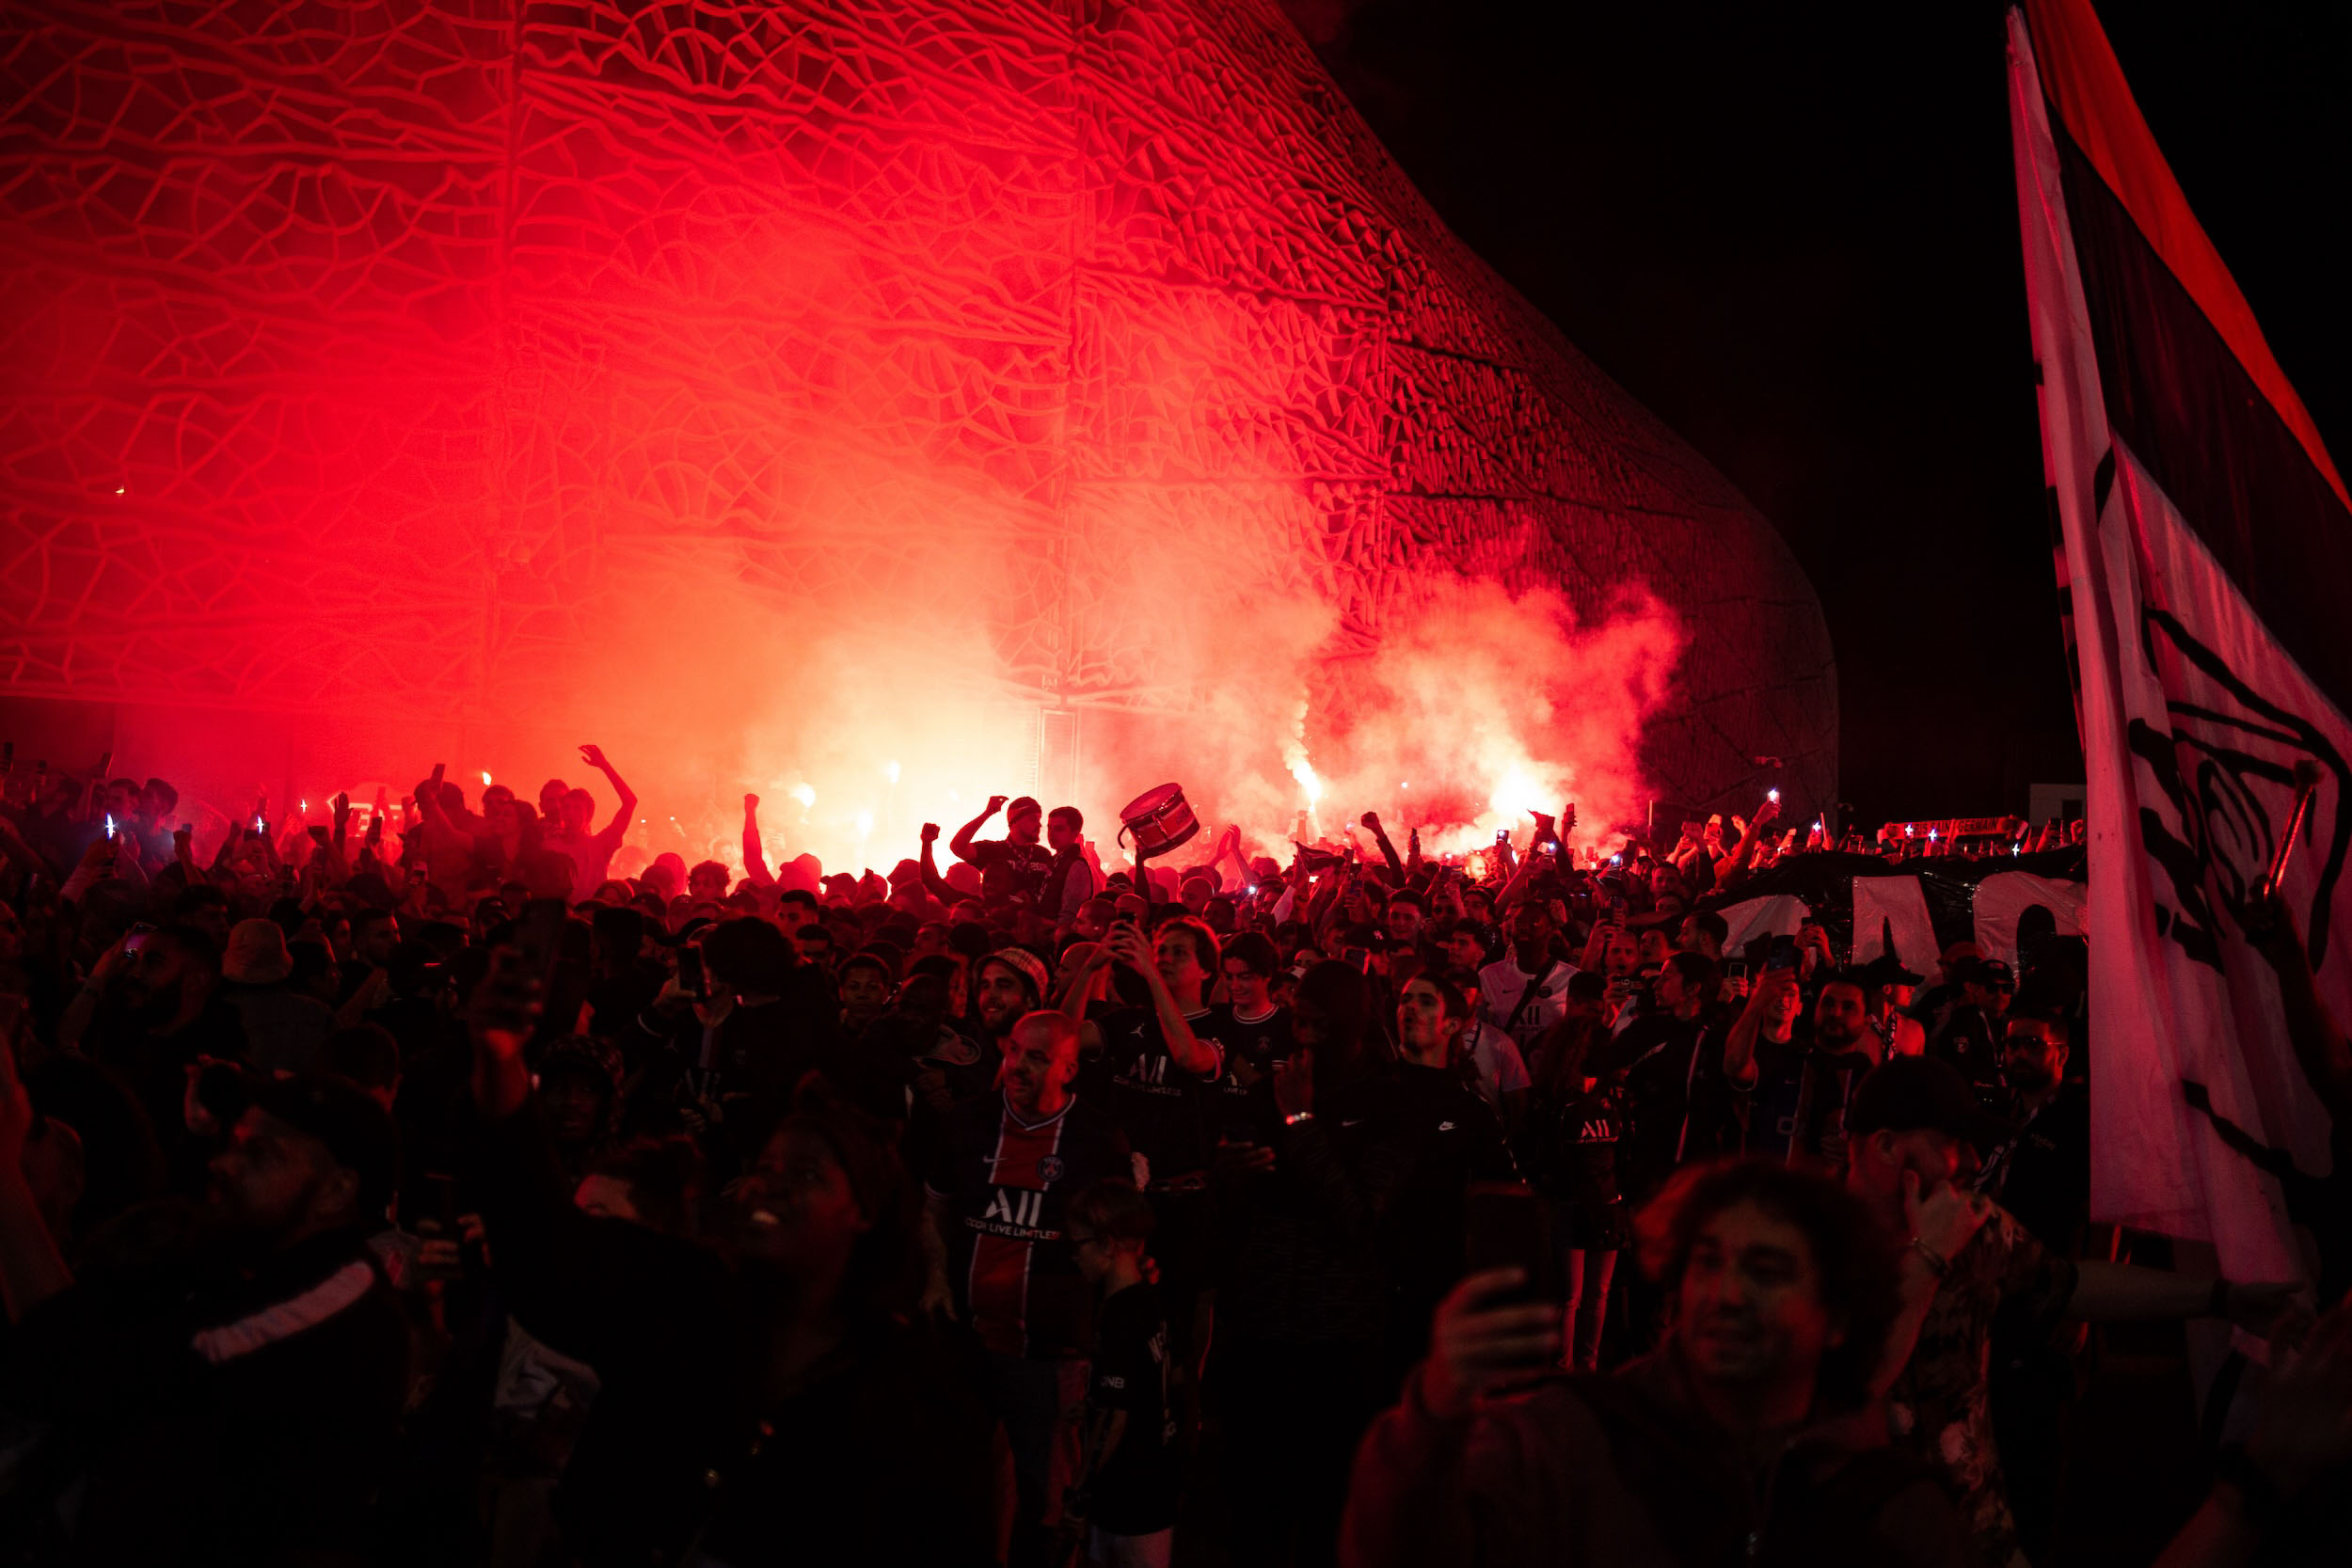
[855,810,874,839]
[1488,767,1543,820]
[884,761,901,785]
[481,770,493,786]
[1289,756,1324,804]
[789,783,817,810]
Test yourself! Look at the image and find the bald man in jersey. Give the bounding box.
[922,1011,1134,1564]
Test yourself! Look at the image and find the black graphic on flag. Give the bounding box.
[2127,606,2347,973]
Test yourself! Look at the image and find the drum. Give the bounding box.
[1117,783,1200,858]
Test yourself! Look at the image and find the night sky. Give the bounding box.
[1284,0,2348,830]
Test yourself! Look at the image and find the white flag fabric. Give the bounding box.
[2010,1,2348,1284]
[1715,893,1810,958]
[1969,871,2086,970]
[1851,876,1939,976]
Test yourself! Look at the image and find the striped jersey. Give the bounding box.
[927,1091,1132,1359]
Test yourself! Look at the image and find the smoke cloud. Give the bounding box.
[452,215,1692,880]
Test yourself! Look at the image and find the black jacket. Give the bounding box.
[471,1103,997,1566]
[1219,1060,1516,1357]
[2,1215,407,1565]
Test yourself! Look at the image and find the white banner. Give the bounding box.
[2010,12,2344,1283]
[1851,877,1941,976]
[1970,871,2087,969]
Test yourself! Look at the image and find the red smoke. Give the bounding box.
[0,0,1745,876]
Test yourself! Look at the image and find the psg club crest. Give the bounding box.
[1037,1156,1065,1183]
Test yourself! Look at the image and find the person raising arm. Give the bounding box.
[578,744,638,848]
[1064,922,1218,1079]
[1719,963,1802,1092]
[739,793,775,888]
[949,795,1010,867]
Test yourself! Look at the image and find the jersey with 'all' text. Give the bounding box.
[928,1092,1132,1359]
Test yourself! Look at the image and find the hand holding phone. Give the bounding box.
[1421,1264,1565,1419]
[1465,1183,1561,1307]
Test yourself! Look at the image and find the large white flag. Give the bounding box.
[2009,0,2347,1285]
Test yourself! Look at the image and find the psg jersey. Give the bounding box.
[1202,1003,1293,1141]
[927,1092,1132,1359]
[1076,1007,1223,1186]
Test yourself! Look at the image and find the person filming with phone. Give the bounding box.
[1341,1159,1966,1568]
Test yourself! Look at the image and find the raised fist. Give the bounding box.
[743,793,759,812]
[921,822,941,845]
[985,796,1009,815]
[1359,811,1381,832]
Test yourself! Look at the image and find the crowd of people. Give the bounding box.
[0,749,2344,1568]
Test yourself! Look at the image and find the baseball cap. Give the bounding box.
[249,1073,401,1222]
[1846,1056,2012,1153]
[1960,957,2015,991]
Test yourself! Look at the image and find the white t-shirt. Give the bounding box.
[1458,1019,1531,1113]
[1478,956,1578,1049]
